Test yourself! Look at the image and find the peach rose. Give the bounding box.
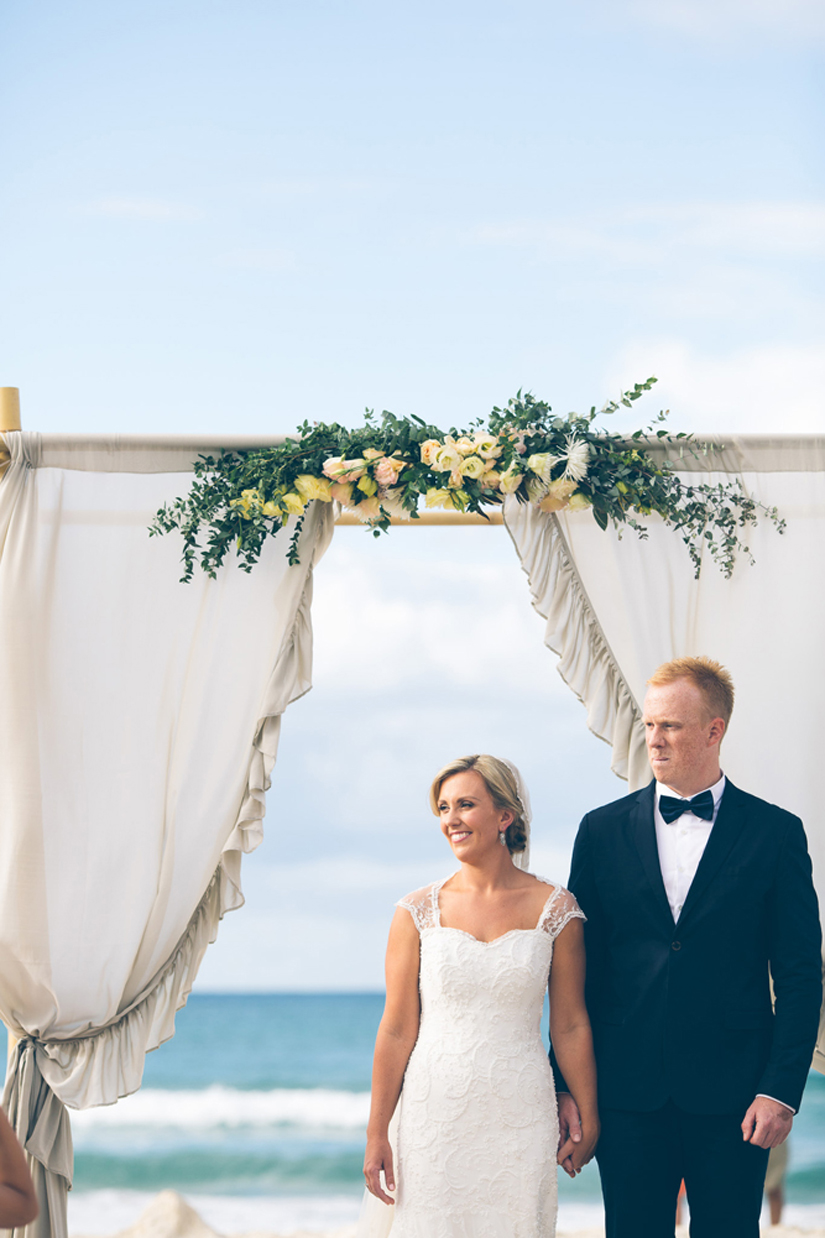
[378,487,410,519]
[330,482,356,507]
[354,495,382,522]
[374,457,405,487]
[323,456,367,482]
[538,478,578,513]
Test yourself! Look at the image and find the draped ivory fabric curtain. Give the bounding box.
[0,431,334,1238]
[503,435,825,1071]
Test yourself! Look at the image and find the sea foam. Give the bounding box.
[70,1087,371,1133]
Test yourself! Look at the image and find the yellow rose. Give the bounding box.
[499,463,524,495]
[526,452,559,484]
[262,500,282,518]
[230,489,262,517]
[229,498,252,519]
[459,455,486,479]
[357,474,378,497]
[282,492,305,515]
[473,432,502,460]
[424,487,452,508]
[294,474,333,503]
[432,442,462,473]
[567,491,592,511]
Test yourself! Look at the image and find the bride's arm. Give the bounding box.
[549,917,600,1176]
[363,907,421,1205]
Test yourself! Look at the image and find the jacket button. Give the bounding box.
[671,941,681,951]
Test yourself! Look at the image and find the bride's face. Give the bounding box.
[437,770,514,860]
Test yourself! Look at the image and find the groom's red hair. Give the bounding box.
[647,656,735,726]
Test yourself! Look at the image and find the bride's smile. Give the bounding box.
[437,770,514,856]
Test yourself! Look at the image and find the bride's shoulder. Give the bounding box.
[530,877,587,937]
[396,878,446,932]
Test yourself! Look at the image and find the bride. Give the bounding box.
[359,754,599,1238]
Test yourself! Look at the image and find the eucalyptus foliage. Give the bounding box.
[150,379,784,582]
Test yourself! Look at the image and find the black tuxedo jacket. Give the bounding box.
[558,779,822,1116]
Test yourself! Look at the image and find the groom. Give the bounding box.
[554,657,822,1238]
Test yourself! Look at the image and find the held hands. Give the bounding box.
[556,1092,599,1178]
[741,1096,794,1149]
[363,1134,396,1205]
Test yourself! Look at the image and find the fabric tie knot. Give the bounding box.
[659,789,715,824]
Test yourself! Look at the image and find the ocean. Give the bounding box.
[50,994,825,1233]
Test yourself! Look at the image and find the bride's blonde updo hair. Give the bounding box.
[429,754,528,857]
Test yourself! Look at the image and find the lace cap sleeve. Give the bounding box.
[539,885,586,940]
[396,883,440,934]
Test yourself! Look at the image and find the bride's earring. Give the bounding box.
[499,830,507,847]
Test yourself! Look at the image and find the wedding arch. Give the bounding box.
[1,386,823,1238]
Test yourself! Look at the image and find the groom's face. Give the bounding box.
[643,677,725,796]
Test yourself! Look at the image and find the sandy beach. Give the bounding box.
[69,1190,825,1238]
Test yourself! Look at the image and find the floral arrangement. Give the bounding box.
[150,379,783,581]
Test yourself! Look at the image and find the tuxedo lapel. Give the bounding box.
[676,779,748,927]
[631,782,675,927]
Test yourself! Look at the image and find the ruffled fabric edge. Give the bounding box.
[1,449,335,1238]
[32,498,336,1107]
[503,497,649,788]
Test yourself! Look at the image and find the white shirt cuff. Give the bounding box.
[756,1093,796,1115]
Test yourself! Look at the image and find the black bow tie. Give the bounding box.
[659,789,715,824]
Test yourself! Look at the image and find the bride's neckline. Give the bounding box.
[431,875,559,945]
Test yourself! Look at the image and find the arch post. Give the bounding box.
[0,387,21,478]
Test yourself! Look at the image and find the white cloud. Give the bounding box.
[87,196,202,222]
[607,338,825,432]
[310,543,556,697]
[470,202,825,265]
[624,0,825,41]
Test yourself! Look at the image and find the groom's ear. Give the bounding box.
[707,715,726,747]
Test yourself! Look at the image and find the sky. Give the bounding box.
[1,0,822,989]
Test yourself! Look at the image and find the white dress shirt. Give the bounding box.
[653,773,794,1114]
[654,774,726,921]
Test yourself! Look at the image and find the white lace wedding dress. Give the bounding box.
[357,875,585,1238]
